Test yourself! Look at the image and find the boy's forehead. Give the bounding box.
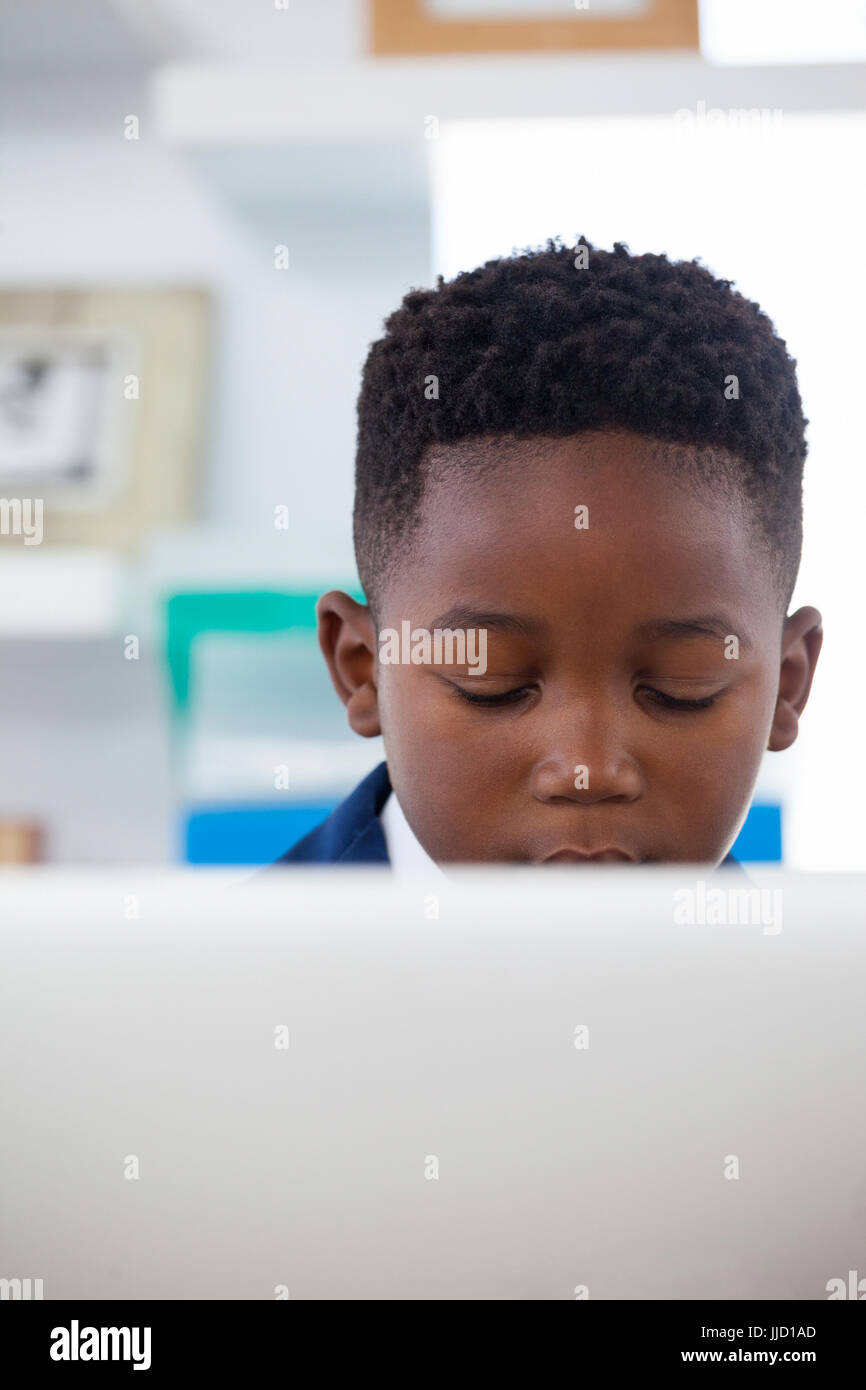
[423,429,729,499]
[418,430,743,548]
[386,431,777,634]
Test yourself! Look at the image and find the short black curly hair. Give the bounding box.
[354,236,807,612]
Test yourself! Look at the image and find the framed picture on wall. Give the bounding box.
[0,331,130,504]
[370,0,699,56]
[0,287,211,550]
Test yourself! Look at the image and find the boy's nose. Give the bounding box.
[530,750,643,805]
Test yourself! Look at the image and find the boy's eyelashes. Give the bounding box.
[641,688,719,712]
[450,684,533,707]
[443,678,726,712]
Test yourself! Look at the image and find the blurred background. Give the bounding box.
[0,0,863,868]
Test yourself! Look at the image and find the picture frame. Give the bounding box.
[0,287,211,550]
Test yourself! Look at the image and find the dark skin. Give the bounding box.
[317,431,822,865]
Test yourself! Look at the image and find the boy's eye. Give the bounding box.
[448,683,722,711]
[451,684,533,707]
[642,687,720,711]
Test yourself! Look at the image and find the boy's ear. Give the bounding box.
[316,590,381,738]
[767,605,823,752]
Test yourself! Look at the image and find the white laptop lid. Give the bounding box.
[0,869,863,1301]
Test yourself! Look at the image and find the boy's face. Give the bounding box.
[321,431,822,865]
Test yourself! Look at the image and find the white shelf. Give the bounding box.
[152,54,866,145]
[0,550,126,637]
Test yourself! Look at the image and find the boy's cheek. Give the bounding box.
[657,724,769,855]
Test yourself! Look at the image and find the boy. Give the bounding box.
[277,237,822,868]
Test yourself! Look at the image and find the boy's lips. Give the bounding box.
[539,848,636,864]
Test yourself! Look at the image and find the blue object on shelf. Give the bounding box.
[729,803,782,863]
[184,803,337,865]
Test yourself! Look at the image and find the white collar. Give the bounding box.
[380,788,446,876]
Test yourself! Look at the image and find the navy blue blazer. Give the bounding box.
[276,761,392,864]
[275,760,742,870]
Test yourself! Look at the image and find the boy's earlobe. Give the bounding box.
[767,606,823,752]
[316,590,381,738]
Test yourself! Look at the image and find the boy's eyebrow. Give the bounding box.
[635,616,752,649]
[426,605,545,638]
[424,608,751,648]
